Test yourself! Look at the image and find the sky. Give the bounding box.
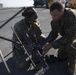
[0,0,34,7]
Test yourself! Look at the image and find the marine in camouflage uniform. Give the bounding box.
[48,8,76,59]
[43,2,76,74]
[12,7,45,69]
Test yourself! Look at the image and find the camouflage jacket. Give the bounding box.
[48,8,76,49]
[12,19,42,49]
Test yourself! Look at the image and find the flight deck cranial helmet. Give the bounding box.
[22,7,38,22]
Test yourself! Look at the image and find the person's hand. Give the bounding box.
[32,22,40,29]
[32,22,38,28]
[42,43,52,55]
[30,21,40,29]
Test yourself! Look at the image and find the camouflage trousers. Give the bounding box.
[12,35,45,68]
[57,44,76,60]
[57,44,76,74]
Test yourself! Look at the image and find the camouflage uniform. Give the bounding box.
[12,19,45,68]
[48,8,76,60]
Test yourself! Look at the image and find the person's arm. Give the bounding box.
[42,21,58,55]
[51,15,76,49]
[47,21,58,43]
[32,21,42,36]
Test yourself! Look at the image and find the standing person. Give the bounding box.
[12,7,45,69]
[42,2,76,75]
